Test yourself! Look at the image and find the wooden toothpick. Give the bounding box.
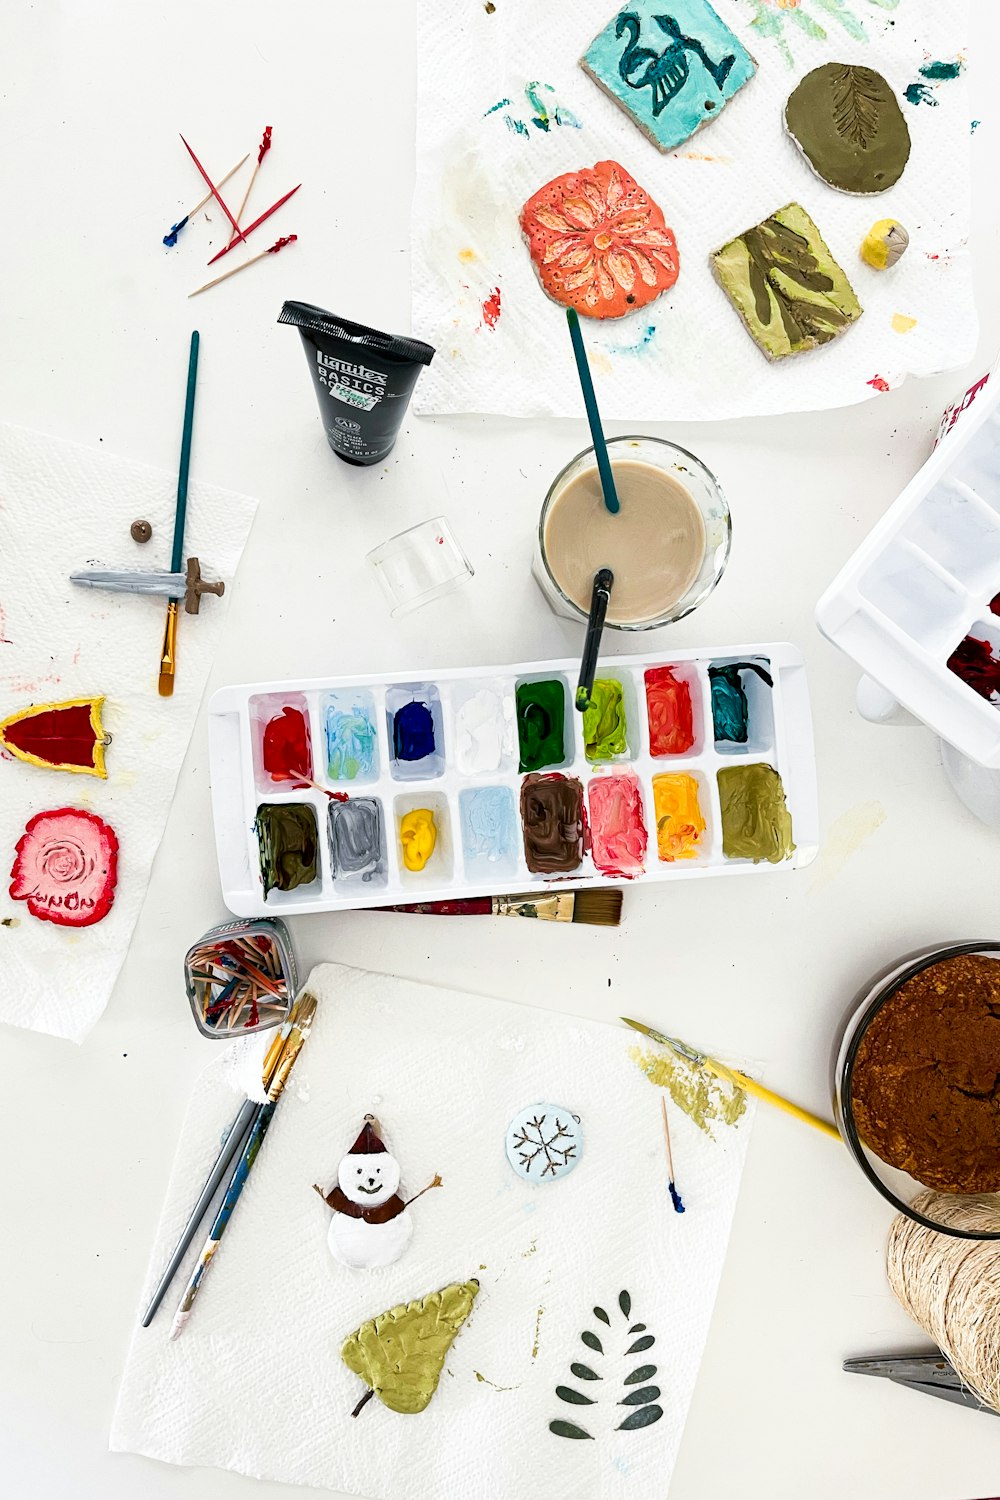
[660,1096,685,1214]
[189,234,297,297]
[164,153,250,246]
[179,134,248,244]
[229,126,272,245]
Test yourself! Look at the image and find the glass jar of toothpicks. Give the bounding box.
[184,918,298,1037]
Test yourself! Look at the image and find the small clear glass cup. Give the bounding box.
[533,435,731,630]
[833,940,1000,1240]
[368,516,474,617]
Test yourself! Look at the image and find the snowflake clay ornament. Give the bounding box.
[505,1103,583,1184]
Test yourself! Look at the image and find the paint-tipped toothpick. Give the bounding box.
[179,135,248,245]
[228,126,272,245]
[660,1096,685,1214]
[189,234,297,297]
[163,153,250,247]
[206,184,301,265]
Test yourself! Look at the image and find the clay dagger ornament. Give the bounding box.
[70,557,225,614]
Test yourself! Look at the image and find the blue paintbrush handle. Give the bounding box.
[168,1098,277,1338]
[566,308,620,516]
[170,330,200,579]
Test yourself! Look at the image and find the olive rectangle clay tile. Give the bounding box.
[207,644,817,915]
[711,203,862,360]
[580,0,756,154]
[520,774,586,874]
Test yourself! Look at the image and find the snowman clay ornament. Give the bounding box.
[313,1116,442,1270]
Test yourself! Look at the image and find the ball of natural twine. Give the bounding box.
[887,1191,1000,1412]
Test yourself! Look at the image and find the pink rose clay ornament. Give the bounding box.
[9,807,119,927]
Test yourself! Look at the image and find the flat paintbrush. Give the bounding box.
[621,1018,841,1141]
[374,889,622,926]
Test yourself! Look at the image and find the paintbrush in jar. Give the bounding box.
[374,889,622,926]
[576,567,614,712]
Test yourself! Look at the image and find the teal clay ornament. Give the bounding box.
[255,803,319,896]
[580,0,756,153]
[784,63,911,195]
[712,202,862,360]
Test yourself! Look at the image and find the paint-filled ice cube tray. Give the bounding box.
[207,644,818,917]
[817,374,1000,766]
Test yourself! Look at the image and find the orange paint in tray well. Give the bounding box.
[653,773,705,862]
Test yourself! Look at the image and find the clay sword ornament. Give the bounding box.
[70,556,225,614]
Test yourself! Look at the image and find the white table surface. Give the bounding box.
[3,3,999,1496]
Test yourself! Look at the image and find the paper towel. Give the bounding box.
[0,423,257,1042]
[412,0,976,419]
[111,962,754,1500]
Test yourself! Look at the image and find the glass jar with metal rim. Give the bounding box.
[833,939,1000,1240]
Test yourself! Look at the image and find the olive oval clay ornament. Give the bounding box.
[784,63,911,195]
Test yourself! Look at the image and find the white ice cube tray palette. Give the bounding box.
[207,644,818,917]
[817,376,1000,767]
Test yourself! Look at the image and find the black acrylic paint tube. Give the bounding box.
[279,301,435,467]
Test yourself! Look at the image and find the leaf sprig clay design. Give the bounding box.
[550,1289,662,1438]
[784,63,911,194]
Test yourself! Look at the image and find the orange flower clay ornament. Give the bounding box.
[519,160,680,319]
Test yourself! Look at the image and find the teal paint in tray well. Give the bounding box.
[581,0,756,153]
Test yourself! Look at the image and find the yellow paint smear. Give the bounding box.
[587,348,614,377]
[458,248,477,264]
[531,1304,544,1359]
[809,800,887,894]
[474,1371,519,1390]
[629,1045,747,1139]
[892,313,918,334]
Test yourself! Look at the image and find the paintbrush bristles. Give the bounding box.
[569,888,622,926]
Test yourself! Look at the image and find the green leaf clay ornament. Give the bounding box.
[342,1279,480,1417]
[712,202,862,360]
[550,1288,663,1439]
[784,63,911,195]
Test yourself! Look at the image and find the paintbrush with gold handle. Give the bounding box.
[621,1018,841,1142]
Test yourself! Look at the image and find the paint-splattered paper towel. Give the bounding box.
[412,0,976,419]
[112,962,754,1500]
[0,423,257,1042]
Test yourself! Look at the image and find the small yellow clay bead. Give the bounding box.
[861,219,910,271]
[400,809,437,872]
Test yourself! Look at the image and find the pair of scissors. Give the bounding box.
[844,1353,998,1415]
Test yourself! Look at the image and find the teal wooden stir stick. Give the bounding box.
[565,307,620,515]
[158,329,200,697]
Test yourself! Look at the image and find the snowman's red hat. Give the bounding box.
[349,1120,387,1155]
